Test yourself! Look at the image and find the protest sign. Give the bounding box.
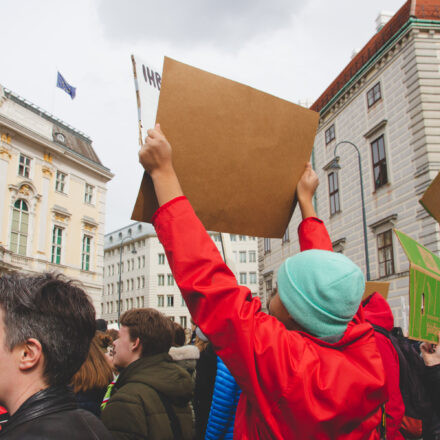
[394,229,440,343]
[132,57,319,238]
[420,171,440,224]
[362,281,390,302]
[130,55,162,146]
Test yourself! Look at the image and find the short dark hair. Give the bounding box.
[172,322,186,347]
[0,272,95,387]
[120,308,173,357]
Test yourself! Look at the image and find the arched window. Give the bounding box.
[10,199,29,255]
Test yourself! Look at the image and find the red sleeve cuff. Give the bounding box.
[152,196,188,225]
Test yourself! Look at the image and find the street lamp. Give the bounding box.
[330,140,370,281]
[117,235,137,327]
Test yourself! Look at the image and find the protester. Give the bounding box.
[101,308,194,439]
[421,332,440,440]
[193,329,217,440]
[0,272,112,439]
[362,292,405,439]
[169,322,200,376]
[71,333,114,416]
[205,357,241,440]
[96,318,108,333]
[138,124,388,439]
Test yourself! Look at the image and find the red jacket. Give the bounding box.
[153,197,387,439]
[363,293,405,440]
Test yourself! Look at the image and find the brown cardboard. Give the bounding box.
[131,57,320,238]
[362,281,390,302]
[420,171,440,224]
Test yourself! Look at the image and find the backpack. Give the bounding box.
[373,325,432,439]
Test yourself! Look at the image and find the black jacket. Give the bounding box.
[0,386,112,439]
[424,364,440,440]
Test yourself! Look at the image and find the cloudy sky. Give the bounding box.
[1,0,405,232]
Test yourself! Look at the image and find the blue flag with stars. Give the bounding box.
[56,72,76,99]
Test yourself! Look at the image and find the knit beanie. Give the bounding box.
[277,249,365,338]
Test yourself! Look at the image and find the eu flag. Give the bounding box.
[56,72,76,99]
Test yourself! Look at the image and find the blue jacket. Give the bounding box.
[205,357,241,440]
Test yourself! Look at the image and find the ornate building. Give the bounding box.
[0,85,113,312]
[259,0,440,331]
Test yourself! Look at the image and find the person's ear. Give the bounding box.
[131,337,141,352]
[18,338,43,371]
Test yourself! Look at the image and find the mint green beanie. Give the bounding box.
[277,250,365,338]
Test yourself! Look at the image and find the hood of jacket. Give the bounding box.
[115,353,193,405]
[169,344,200,361]
[362,292,394,331]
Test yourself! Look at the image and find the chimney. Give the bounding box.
[375,11,393,32]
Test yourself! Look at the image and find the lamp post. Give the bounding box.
[117,236,137,327]
[331,140,371,281]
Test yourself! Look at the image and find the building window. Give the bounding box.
[51,226,63,264]
[180,316,187,328]
[239,235,246,241]
[371,135,388,190]
[239,251,247,263]
[181,296,185,306]
[169,316,175,322]
[213,234,221,242]
[82,235,92,271]
[230,234,236,241]
[142,256,145,267]
[250,272,257,284]
[377,230,395,277]
[167,295,174,307]
[158,253,165,264]
[141,297,144,307]
[157,295,164,307]
[142,276,145,288]
[138,256,141,268]
[55,171,66,193]
[249,250,256,262]
[264,238,271,254]
[265,278,273,296]
[239,273,247,284]
[325,124,336,145]
[367,82,382,107]
[18,154,31,178]
[328,172,341,215]
[10,199,29,255]
[158,274,165,286]
[282,228,290,243]
[167,274,174,286]
[84,183,94,204]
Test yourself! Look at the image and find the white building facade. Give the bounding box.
[259,1,440,331]
[102,224,259,328]
[0,85,113,313]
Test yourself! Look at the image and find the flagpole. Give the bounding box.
[51,69,57,115]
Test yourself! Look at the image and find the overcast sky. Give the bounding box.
[1,0,405,233]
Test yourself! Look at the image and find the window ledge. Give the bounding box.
[372,182,392,195]
[374,270,409,282]
[330,210,342,219]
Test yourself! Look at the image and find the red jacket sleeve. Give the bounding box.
[298,217,333,251]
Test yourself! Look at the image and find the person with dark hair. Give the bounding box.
[71,333,114,416]
[96,318,108,333]
[0,272,112,439]
[101,308,194,439]
[169,322,200,376]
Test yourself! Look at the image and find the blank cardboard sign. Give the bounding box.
[131,57,319,238]
[362,281,390,302]
[420,171,440,224]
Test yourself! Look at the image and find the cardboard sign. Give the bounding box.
[131,57,319,238]
[420,171,440,224]
[362,281,390,302]
[394,229,440,343]
[131,55,162,146]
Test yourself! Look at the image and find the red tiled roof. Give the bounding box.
[311,0,440,113]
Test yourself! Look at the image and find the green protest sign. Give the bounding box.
[394,229,440,343]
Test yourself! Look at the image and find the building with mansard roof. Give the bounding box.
[0,85,113,313]
[259,0,440,330]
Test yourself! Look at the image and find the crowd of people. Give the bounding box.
[0,124,438,439]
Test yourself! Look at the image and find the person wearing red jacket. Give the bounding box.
[363,292,405,439]
[139,124,388,439]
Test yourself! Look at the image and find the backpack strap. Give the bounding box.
[371,324,390,339]
[154,389,184,440]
